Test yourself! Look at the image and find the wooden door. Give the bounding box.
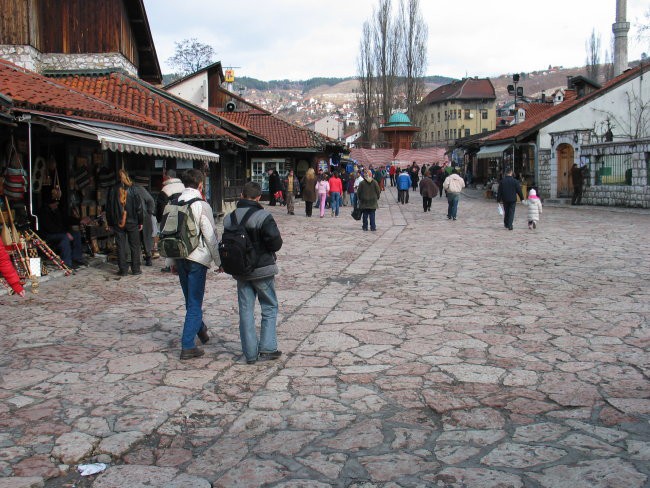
[556,144,574,197]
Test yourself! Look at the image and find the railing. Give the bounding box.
[592,153,633,186]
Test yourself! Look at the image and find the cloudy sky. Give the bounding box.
[143,0,649,81]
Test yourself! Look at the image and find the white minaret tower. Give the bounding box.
[612,0,630,76]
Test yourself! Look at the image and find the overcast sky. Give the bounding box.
[143,0,649,81]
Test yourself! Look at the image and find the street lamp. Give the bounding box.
[507,74,524,175]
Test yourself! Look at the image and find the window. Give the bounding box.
[464,109,471,120]
[465,129,470,137]
[444,110,448,120]
[437,131,440,140]
[444,129,448,139]
[482,110,488,120]
[437,112,440,122]
[593,154,633,186]
[457,109,461,118]
[453,129,457,138]
[252,160,286,192]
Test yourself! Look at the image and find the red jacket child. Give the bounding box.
[0,245,25,297]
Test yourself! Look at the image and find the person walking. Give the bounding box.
[419,170,437,212]
[497,168,524,230]
[356,171,381,231]
[347,172,357,209]
[282,169,300,215]
[389,164,397,187]
[223,181,283,364]
[442,168,465,220]
[267,169,283,206]
[133,176,156,266]
[435,168,446,198]
[106,169,143,276]
[525,188,543,230]
[409,162,420,191]
[328,172,343,217]
[300,168,317,217]
[396,168,412,204]
[315,173,329,218]
[174,169,221,360]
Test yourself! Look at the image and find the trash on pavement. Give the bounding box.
[77,463,107,476]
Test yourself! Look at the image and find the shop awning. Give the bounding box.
[47,119,220,163]
[476,143,512,159]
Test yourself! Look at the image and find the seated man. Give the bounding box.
[38,195,86,269]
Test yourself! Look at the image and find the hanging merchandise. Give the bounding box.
[3,144,27,201]
[51,167,62,201]
[32,156,47,194]
[74,157,91,190]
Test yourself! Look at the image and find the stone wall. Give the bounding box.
[0,45,137,77]
[538,149,552,198]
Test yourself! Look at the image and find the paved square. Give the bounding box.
[1,187,649,487]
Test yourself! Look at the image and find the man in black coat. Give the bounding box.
[497,168,524,230]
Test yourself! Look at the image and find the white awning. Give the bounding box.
[476,143,512,159]
[47,119,219,163]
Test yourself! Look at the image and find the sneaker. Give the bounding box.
[180,348,204,360]
[258,350,282,361]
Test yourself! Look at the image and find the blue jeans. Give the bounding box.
[236,277,278,362]
[330,192,341,216]
[447,192,460,219]
[362,209,376,231]
[176,259,208,350]
[46,231,83,266]
[349,193,357,209]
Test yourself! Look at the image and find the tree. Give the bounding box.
[167,38,216,76]
[635,7,650,52]
[356,21,378,146]
[603,34,615,83]
[399,0,428,116]
[585,28,601,82]
[373,0,401,124]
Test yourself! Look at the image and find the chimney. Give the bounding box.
[613,0,630,76]
[541,91,546,103]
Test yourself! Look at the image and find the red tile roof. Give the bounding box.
[55,72,245,145]
[484,65,645,143]
[421,78,496,105]
[0,59,160,130]
[214,108,331,150]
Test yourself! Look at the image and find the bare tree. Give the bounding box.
[635,7,650,52]
[585,28,601,82]
[167,38,216,76]
[603,34,615,82]
[593,86,650,140]
[399,0,428,116]
[356,21,378,145]
[373,0,401,124]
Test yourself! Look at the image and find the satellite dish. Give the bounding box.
[469,113,474,119]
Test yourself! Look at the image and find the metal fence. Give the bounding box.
[592,153,634,186]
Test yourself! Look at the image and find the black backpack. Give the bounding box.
[218,208,258,275]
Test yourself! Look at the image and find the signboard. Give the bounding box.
[225,69,235,83]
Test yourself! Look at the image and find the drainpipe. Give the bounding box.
[19,114,38,230]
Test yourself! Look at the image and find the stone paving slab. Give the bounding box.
[0,186,649,487]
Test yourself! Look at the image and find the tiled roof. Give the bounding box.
[520,103,555,119]
[349,147,448,167]
[0,59,160,130]
[485,65,645,143]
[214,108,331,149]
[421,78,496,105]
[55,72,245,145]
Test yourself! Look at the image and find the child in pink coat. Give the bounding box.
[315,174,330,218]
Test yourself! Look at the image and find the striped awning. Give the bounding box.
[46,118,219,163]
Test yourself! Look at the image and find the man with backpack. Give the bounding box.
[221,181,283,364]
[160,169,220,360]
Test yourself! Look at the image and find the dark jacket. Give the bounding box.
[268,172,283,194]
[300,175,317,202]
[357,178,381,210]
[282,175,301,196]
[223,199,283,281]
[106,183,143,230]
[419,176,438,198]
[38,203,69,236]
[497,176,524,203]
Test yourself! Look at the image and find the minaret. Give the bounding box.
[612,0,630,76]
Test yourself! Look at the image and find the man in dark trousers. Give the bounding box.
[570,163,584,205]
[497,168,524,230]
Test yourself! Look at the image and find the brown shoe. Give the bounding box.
[180,348,204,360]
[197,325,209,344]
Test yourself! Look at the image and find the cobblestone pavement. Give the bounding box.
[1,187,649,488]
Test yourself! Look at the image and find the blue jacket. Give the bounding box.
[397,172,412,190]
